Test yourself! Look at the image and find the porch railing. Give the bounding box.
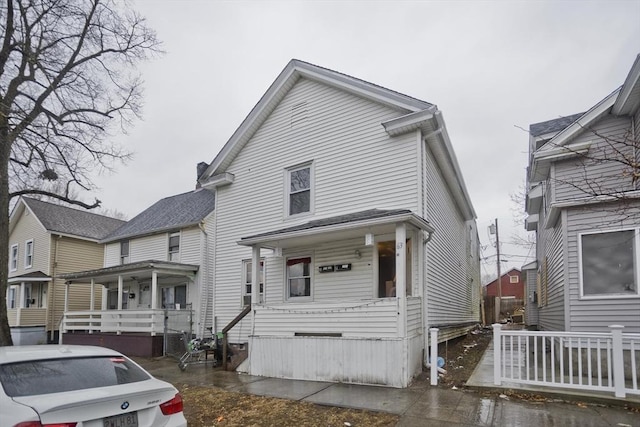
[62,309,190,336]
[493,324,640,398]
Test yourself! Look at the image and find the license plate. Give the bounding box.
[103,412,138,427]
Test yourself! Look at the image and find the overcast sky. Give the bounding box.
[90,0,640,281]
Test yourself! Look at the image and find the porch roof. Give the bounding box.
[59,260,199,284]
[238,209,434,248]
[8,271,51,284]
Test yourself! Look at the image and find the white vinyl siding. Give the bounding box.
[179,226,202,265]
[213,77,420,341]
[566,204,640,333]
[537,222,564,331]
[554,115,633,201]
[104,243,120,267]
[129,234,167,263]
[423,141,477,326]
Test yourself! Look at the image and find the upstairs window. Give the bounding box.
[287,163,312,216]
[24,240,33,269]
[510,275,519,283]
[10,244,18,272]
[168,232,180,262]
[287,256,311,299]
[580,229,639,298]
[242,259,264,306]
[120,240,130,265]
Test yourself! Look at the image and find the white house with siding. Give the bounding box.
[524,54,640,334]
[59,188,216,356]
[7,197,124,344]
[198,60,480,387]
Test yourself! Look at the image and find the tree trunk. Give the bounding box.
[0,130,14,345]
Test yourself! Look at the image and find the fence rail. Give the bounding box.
[493,324,640,398]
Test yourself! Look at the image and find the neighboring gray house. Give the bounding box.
[524,54,640,333]
[60,188,216,356]
[198,59,481,387]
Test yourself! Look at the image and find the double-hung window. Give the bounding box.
[168,232,180,262]
[579,228,640,298]
[287,163,312,216]
[10,244,18,272]
[242,259,264,306]
[24,240,33,269]
[287,257,311,299]
[120,240,130,265]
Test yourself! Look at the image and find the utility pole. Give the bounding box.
[489,218,502,323]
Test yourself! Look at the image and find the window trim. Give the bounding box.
[285,255,313,301]
[10,244,18,272]
[24,239,33,269]
[578,227,640,300]
[241,258,265,306]
[168,232,180,262]
[509,275,519,284]
[285,162,314,218]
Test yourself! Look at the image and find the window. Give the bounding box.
[509,275,519,284]
[24,240,33,268]
[168,232,180,262]
[161,284,187,309]
[242,259,264,306]
[120,240,129,265]
[580,229,640,297]
[287,164,312,216]
[8,287,16,309]
[287,257,311,299]
[9,244,18,272]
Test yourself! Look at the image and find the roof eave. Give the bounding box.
[612,54,640,115]
[237,212,435,247]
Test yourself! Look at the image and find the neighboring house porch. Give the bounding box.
[59,260,199,357]
[6,271,51,345]
[235,209,436,388]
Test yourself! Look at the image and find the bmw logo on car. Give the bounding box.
[121,401,130,410]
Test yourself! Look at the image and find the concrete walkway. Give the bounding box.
[136,352,640,427]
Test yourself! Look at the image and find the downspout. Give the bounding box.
[198,221,209,338]
[50,235,61,342]
[422,121,437,367]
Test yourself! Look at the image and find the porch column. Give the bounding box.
[396,223,407,337]
[117,275,123,310]
[251,246,261,305]
[251,245,261,336]
[64,283,69,312]
[101,286,108,310]
[151,271,158,309]
[89,279,95,310]
[19,282,26,308]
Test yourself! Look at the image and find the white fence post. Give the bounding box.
[430,328,439,386]
[609,325,625,398]
[493,323,502,385]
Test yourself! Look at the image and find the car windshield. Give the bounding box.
[0,356,150,397]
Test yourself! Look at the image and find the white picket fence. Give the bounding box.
[493,324,640,398]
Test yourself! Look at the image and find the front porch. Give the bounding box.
[235,209,435,387]
[7,271,51,345]
[58,260,199,357]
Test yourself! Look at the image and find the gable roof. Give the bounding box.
[613,53,640,115]
[102,189,215,243]
[17,197,125,241]
[199,59,435,181]
[529,112,585,137]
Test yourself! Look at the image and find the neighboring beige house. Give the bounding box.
[7,197,124,344]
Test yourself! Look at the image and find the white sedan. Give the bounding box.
[0,345,187,427]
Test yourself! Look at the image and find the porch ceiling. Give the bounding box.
[238,209,434,249]
[59,260,199,285]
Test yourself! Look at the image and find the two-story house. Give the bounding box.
[523,54,640,334]
[60,188,216,356]
[7,197,124,344]
[197,60,481,387]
